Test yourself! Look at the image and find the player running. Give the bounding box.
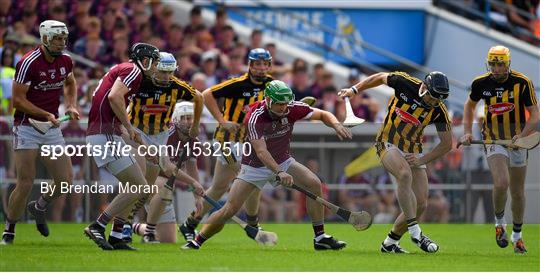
[83,43,161,250]
[2,20,78,245]
[182,80,352,250]
[119,52,203,244]
[178,48,275,241]
[339,71,453,253]
[132,101,204,243]
[460,46,538,254]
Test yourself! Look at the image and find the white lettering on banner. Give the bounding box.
[246,11,325,48]
[331,15,365,58]
[243,10,363,59]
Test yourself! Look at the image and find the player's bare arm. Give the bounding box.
[202,88,239,132]
[161,157,204,196]
[308,108,352,140]
[338,72,389,98]
[460,98,478,145]
[108,79,141,144]
[12,82,59,125]
[251,138,293,186]
[189,90,204,139]
[63,72,80,120]
[406,130,452,167]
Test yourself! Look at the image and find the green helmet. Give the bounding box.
[264,80,295,106]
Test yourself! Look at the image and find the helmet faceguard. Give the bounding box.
[486,45,510,82]
[419,71,449,108]
[172,101,194,137]
[248,48,272,83]
[264,80,294,117]
[152,52,177,87]
[129,43,160,72]
[39,20,69,57]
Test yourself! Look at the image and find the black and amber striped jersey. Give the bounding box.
[376,72,451,153]
[128,76,197,135]
[211,73,273,142]
[470,70,537,141]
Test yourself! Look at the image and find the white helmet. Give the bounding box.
[157,52,178,72]
[39,20,68,56]
[153,52,177,87]
[172,101,194,124]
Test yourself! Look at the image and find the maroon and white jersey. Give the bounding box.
[13,46,73,125]
[158,126,196,179]
[243,101,313,168]
[87,62,143,136]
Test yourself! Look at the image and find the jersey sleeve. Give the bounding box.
[210,81,234,98]
[469,79,482,102]
[176,80,196,101]
[14,57,34,85]
[291,102,314,121]
[521,77,537,107]
[387,72,409,93]
[245,106,265,141]
[63,54,74,75]
[118,64,142,89]
[433,104,452,132]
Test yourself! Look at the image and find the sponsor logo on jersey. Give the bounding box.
[488,102,515,115]
[35,80,65,91]
[483,91,492,96]
[395,108,420,125]
[141,105,169,114]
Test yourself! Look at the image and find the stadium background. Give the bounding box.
[0,0,539,230]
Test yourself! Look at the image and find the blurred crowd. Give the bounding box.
[1,1,491,224]
[435,0,540,45]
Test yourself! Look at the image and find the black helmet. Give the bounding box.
[129,43,160,71]
[424,71,449,100]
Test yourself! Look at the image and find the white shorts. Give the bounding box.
[12,125,65,150]
[485,144,528,167]
[136,128,169,166]
[237,157,296,189]
[376,142,426,169]
[86,134,136,175]
[215,141,243,165]
[144,203,176,224]
[98,168,119,187]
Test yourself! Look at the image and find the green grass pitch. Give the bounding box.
[0,223,538,271]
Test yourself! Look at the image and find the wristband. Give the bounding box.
[351,86,358,94]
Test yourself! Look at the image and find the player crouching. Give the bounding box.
[132,102,205,243]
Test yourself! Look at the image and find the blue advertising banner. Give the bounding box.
[222,7,425,65]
